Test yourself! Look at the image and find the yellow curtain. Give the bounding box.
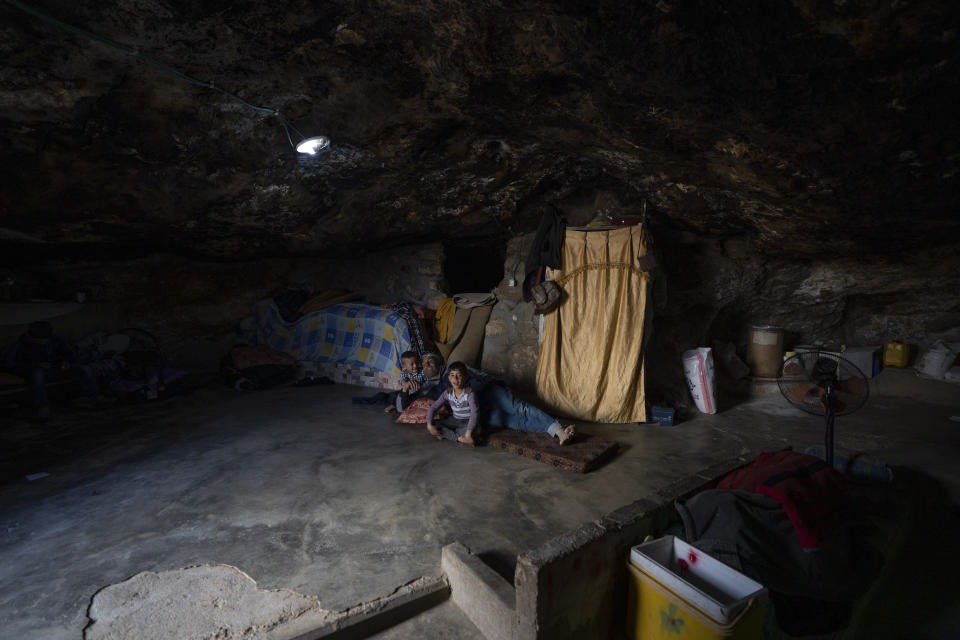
[536,225,649,423]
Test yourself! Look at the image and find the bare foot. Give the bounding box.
[457,432,476,447]
[384,405,397,413]
[427,424,443,440]
[556,424,576,445]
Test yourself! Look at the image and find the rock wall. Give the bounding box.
[481,234,541,390]
[0,244,446,373]
[646,232,960,403]
[480,227,960,404]
[5,229,956,399]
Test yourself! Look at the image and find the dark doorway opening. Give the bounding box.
[443,239,505,293]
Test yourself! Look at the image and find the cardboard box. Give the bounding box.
[812,346,881,379]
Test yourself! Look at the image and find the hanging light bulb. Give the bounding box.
[296,136,331,155]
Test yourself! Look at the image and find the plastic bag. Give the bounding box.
[682,347,718,414]
[915,341,957,379]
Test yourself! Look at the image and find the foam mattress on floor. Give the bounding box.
[486,429,618,473]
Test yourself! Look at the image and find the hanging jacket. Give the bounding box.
[522,205,565,302]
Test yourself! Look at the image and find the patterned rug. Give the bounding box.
[485,429,619,473]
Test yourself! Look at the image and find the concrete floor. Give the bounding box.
[1,367,958,639]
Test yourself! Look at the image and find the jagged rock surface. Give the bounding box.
[2,0,957,259]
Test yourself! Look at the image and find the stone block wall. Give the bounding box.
[481,234,541,391]
[285,242,448,309]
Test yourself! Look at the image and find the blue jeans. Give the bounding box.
[435,416,474,441]
[480,385,560,435]
[25,365,98,409]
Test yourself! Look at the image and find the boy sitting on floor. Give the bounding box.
[385,350,427,413]
[425,361,478,446]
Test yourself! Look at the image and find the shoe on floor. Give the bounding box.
[556,424,576,445]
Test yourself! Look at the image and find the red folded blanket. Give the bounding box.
[718,450,850,550]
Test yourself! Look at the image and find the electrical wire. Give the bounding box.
[4,0,308,149]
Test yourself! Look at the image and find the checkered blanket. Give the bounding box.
[245,299,412,377]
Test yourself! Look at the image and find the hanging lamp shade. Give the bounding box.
[296,136,330,155]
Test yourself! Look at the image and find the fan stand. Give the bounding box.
[778,351,870,470]
[822,382,837,467]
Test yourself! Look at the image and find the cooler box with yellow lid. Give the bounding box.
[626,536,767,639]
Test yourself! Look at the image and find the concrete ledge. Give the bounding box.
[514,456,750,640]
[286,575,450,640]
[442,542,520,640]
[84,566,449,640]
[869,366,960,405]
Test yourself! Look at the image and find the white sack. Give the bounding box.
[916,341,957,379]
[683,347,718,414]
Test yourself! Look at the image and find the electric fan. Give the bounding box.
[778,351,870,466]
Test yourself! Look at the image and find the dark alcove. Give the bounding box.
[443,240,505,294]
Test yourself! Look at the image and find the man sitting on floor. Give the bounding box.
[2,321,103,420]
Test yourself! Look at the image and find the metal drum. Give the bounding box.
[746,325,784,378]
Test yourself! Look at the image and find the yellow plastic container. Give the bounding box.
[626,536,766,639]
[883,342,909,367]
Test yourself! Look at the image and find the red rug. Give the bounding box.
[485,429,618,473]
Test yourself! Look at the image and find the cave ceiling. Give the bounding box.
[1,0,958,262]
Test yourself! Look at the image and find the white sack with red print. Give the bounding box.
[683,347,718,414]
